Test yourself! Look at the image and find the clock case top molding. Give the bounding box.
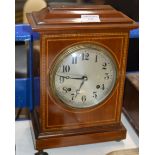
[27,5,138,150]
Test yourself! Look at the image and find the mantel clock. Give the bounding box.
[27,4,138,155]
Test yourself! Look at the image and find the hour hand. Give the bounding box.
[75,80,84,97]
[75,76,88,97]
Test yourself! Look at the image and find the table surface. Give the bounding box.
[15,114,139,155]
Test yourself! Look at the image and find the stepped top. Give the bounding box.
[27,4,138,32]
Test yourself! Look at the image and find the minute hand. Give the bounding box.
[57,74,84,80]
[69,77,84,80]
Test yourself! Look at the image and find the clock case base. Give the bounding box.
[30,110,126,150]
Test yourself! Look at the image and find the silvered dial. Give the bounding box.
[49,43,117,108]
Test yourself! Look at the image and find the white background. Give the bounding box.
[0,0,155,154]
[0,0,15,155]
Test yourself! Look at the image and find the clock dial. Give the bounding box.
[49,43,117,108]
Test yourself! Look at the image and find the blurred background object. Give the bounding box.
[123,72,139,135]
[23,0,47,23]
[15,1,139,123]
[15,0,27,23]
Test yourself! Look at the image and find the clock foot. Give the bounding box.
[116,140,121,142]
[35,150,48,155]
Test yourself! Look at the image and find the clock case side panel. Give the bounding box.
[30,34,49,133]
[38,32,129,132]
[115,32,130,122]
[36,34,47,133]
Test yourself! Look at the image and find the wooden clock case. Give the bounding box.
[27,4,138,152]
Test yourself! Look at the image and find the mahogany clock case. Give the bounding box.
[27,5,138,150]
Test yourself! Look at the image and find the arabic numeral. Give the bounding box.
[59,76,65,83]
[63,87,71,93]
[102,62,107,69]
[102,84,105,90]
[71,93,75,100]
[96,84,105,90]
[95,55,98,62]
[93,92,97,98]
[81,95,86,103]
[63,65,70,72]
[104,73,110,80]
[72,56,77,64]
[82,53,89,60]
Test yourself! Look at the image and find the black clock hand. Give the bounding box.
[75,80,84,97]
[69,77,84,80]
[57,73,88,97]
[75,76,88,97]
[78,79,85,91]
[56,74,84,80]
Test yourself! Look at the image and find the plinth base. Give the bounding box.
[30,110,126,151]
